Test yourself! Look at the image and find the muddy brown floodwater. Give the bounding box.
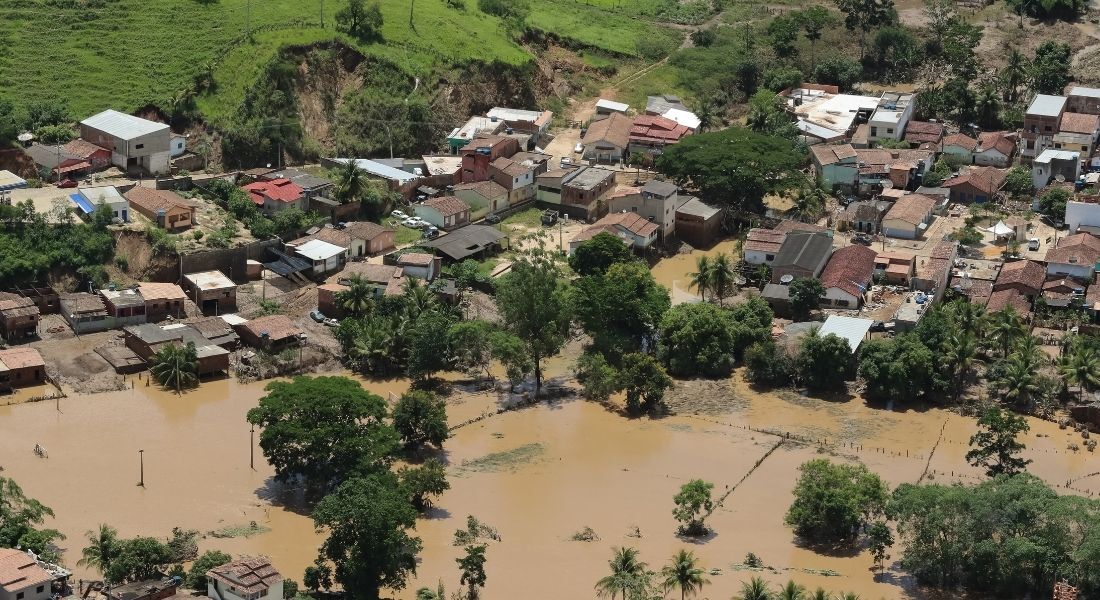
[1,368,1097,600]
[649,239,740,304]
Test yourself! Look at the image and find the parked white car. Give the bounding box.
[391,210,407,220]
[402,217,420,228]
[574,142,583,154]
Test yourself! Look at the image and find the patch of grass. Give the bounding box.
[394,224,425,247]
[0,0,529,118]
[460,443,544,473]
[502,207,544,228]
[615,63,689,114]
[528,1,681,57]
[207,522,271,539]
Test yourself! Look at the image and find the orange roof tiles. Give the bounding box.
[423,196,470,218]
[820,244,877,298]
[208,557,282,596]
[0,549,53,592]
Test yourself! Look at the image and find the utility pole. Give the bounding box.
[320,0,324,28]
[250,425,255,470]
[137,449,145,487]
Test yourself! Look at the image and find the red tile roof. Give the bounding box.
[820,244,877,298]
[243,178,304,205]
[976,131,1017,157]
[630,114,691,143]
[1060,112,1100,135]
[124,187,194,214]
[810,144,857,166]
[63,138,109,159]
[995,259,1046,293]
[904,121,944,144]
[397,252,434,267]
[0,347,45,370]
[207,557,282,596]
[1044,233,1100,266]
[743,228,786,253]
[943,133,978,152]
[0,548,53,593]
[884,194,936,226]
[240,315,303,341]
[423,196,470,218]
[582,113,632,150]
[985,289,1031,315]
[343,221,392,241]
[943,166,1008,196]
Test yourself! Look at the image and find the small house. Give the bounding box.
[262,168,333,198]
[24,144,90,181]
[447,116,505,152]
[581,112,632,163]
[71,186,128,222]
[0,170,27,191]
[0,348,46,390]
[343,221,396,257]
[419,225,507,264]
[1041,276,1088,308]
[454,180,509,218]
[867,92,916,143]
[294,239,347,277]
[100,288,147,327]
[986,289,1032,319]
[79,109,171,175]
[124,187,196,231]
[674,197,722,248]
[558,167,615,220]
[993,259,1046,298]
[415,196,470,230]
[243,179,306,214]
[1033,149,1081,189]
[1044,233,1100,279]
[607,180,678,239]
[104,578,178,600]
[1067,200,1100,235]
[0,548,66,600]
[122,323,229,376]
[903,121,943,147]
[458,135,519,183]
[628,114,692,155]
[874,250,916,285]
[236,315,304,352]
[318,264,407,317]
[742,228,786,265]
[596,99,630,116]
[487,157,536,206]
[207,557,283,600]
[137,282,187,321]
[837,200,890,234]
[770,231,833,283]
[809,144,858,191]
[942,167,1007,203]
[974,131,1017,168]
[819,244,877,308]
[182,271,237,315]
[1022,94,1067,163]
[570,212,659,254]
[485,107,553,138]
[0,293,39,342]
[1053,112,1100,159]
[395,252,441,281]
[881,194,936,240]
[59,292,109,334]
[941,133,977,165]
[817,315,875,353]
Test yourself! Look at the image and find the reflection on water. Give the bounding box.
[0,367,1094,599]
[650,239,741,304]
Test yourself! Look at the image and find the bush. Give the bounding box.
[744,340,793,387]
[186,550,232,589]
[478,0,528,21]
[114,255,129,272]
[1002,166,1034,198]
[657,303,738,377]
[812,56,862,91]
[785,459,888,543]
[690,28,717,47]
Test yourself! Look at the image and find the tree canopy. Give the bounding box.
[568,232,634,277]
[392,390,449,451]
[966,406,1031,478]
[572,261,670,359]
[785,459,888,544]
[657,303,738,377]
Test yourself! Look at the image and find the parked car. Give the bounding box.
[560,157,572,168]
[541,209,559,226]
[1028,237,1041,251]
[869,320,886,332]
[423,228,440,240]
[852,233,873,246]
[309,309,326,323]
[402,217,420,228]
[574,142,583,154]
[391,210,407,220]
[57,179,78,189]
[485,213,502,224]
[323,318,339,327]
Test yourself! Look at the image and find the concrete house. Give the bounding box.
[941,133,977,165]
[24,144,90,181]
[581,112,632,163]
[0,548,66,600]
[263,168,334,199]
[874,250,916,284]
[596,99,630,115]
[1053,112,1100,157]
[1066,86,1100,115]
[100,288,147,328]
[72,186,128,222]
[994,259,1046,298]
[454,180,509,218]
[488,156,536,206]
[459,135,519,183]
[79,109,171,175]
[59,292,109,334]
[183,270,237,315]
[867,92,916,143]
[809,144,858,190]
[485,107,553,138]
[123,323,229,376]
[294,239,347,276]
[742,228,786,265]
[770,231,833,283]
[1022,94,1067,164]
[820,244,877,308]
[344,221,395,256]
[943,166,1007,203]
[674,197,722,248]
[124,187,195,231]
[974,131,1017,168]
[1066,200,1100,234]
[0,293,39,343]
[137,282,187,321]
[207,557,282,600]
[628,114,691,155]
[416,196,471,230]
[881,194,936,239]
[447,116,505,153]
[396,252,441,281]
[837,200,890,234]
[1032,149,1080,189]
[1044,233,1100,279]
[537,166,615,220]
[570,212,659,253]
[63,138,112,171]
[0,348,47,390]
[606,180,680,239]
[318,263,408,316]
[236,315,304,352]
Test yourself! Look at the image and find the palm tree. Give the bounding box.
[709,253,735,305]
[77,524,120,576]
[1059,345,1100,402]
[738,576,772,600]
[350,319,398,374]
[661,550,708,600]
[595,547,648,600]
[150,341,199,394]
[950,301,986,338]
[947,333,978,402]
[337,274,374,317]
[688,255,712,302]
[695,98,717,133]
[1013,334,1043,370]
[988,307,1024,357]
[1000,48,1027,102]
[975,85,1001,130]
[403,277,438,319]
[792,186,826,223]
[334,159,365,204]
[777,580,806,600]
[810,588,832,600]
[838,593,861,600]
[999,353,1038,408]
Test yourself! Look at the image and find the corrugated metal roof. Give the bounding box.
[332,158,417,183]
[1069,86,1100,99]
[596,99,629,112]
[1027,94,1067,118]
[295,239,346,260]
[0,170,27,191]
[80,109,169,140]
[817,315,875,353]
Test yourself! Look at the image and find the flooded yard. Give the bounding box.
[1,368,1097,599]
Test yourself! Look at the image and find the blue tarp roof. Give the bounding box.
[69,193,95,214]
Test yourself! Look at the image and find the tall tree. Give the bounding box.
[708,253,736,305]
[1059,343,1100,402]
[391,390,449,451]
[595,547,648,600]
[738,577,772,600]
[946,332,978,402]
[335,0,384,41]
[618,353,673,416]
[494,247,571,396]
[966,407,1031,477]
[778,580,807,600]
[788,278,824,321]
[785,459,888,543]
[448,320,495,381]
[672,480,714,536]
[834,0,896,59]
[456,544,487,600]
[312,473,422,600]
[798,6,834,72]
[568,232,633,277]
[1031,40,1071,95]
[398,459,449,512]
[78,524,121,576]
[660,550,709,600]
[688,255,712,302]
[767,13,800,59]
[106,537,173,583]
[1000,49,1028,102]
[0,476,55,550]
[337,274,375,318]
[796,332,852,392]
[572,261,670,359]
[657,303,739,378]
[246,376,399,496]
[987,307,1025,358]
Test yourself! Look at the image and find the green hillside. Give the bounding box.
[0,0,680,123]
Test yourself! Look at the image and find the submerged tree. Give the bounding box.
[965,406,1030,478]
[672,480,714,536]
[595,546,648,600]
[150,341,199,394]
[660,550,709,600]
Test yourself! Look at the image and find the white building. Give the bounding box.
[786,88,880,143]
[817,315,875,353]
[79,109,171,175]
[1032,149,1081,190]
[207,557,283,600]
[595,99,630,115]
[0,549,67,600]
[294,239,347,276]
[1066,200,1100,234]
[867,92,916,143]
[73,186,128,222]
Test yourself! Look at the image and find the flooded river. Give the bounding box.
[1,368,1097,599]
[650,239,740,304]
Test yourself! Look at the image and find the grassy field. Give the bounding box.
[0,0,529,119]
[527,0,681,57]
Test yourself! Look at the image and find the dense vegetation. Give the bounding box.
[0,201,115,288]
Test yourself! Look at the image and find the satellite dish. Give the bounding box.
[780,274,794,284]
[17,133,33,143]
[1055,174,1066,183]
[881,180,894,189]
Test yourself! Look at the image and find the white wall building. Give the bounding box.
[79,110,171,175]
[1066,200,1100,234]
[1032,149,1081,190]
[294,239,347,276]
[867,92,916,143]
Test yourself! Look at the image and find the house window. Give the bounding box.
[886,128,894,135]
[765,254,774,261]
[837,299,850,307]
[135,143,144,149]
[17,593,24,599]
[870,127,878,137]
[37,586,44,593]
[1045,126,1052,132]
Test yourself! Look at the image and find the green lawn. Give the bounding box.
[615,63,690,112]
[393,223,424,247]
[0,0,529,119]
[527,0,681,57]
